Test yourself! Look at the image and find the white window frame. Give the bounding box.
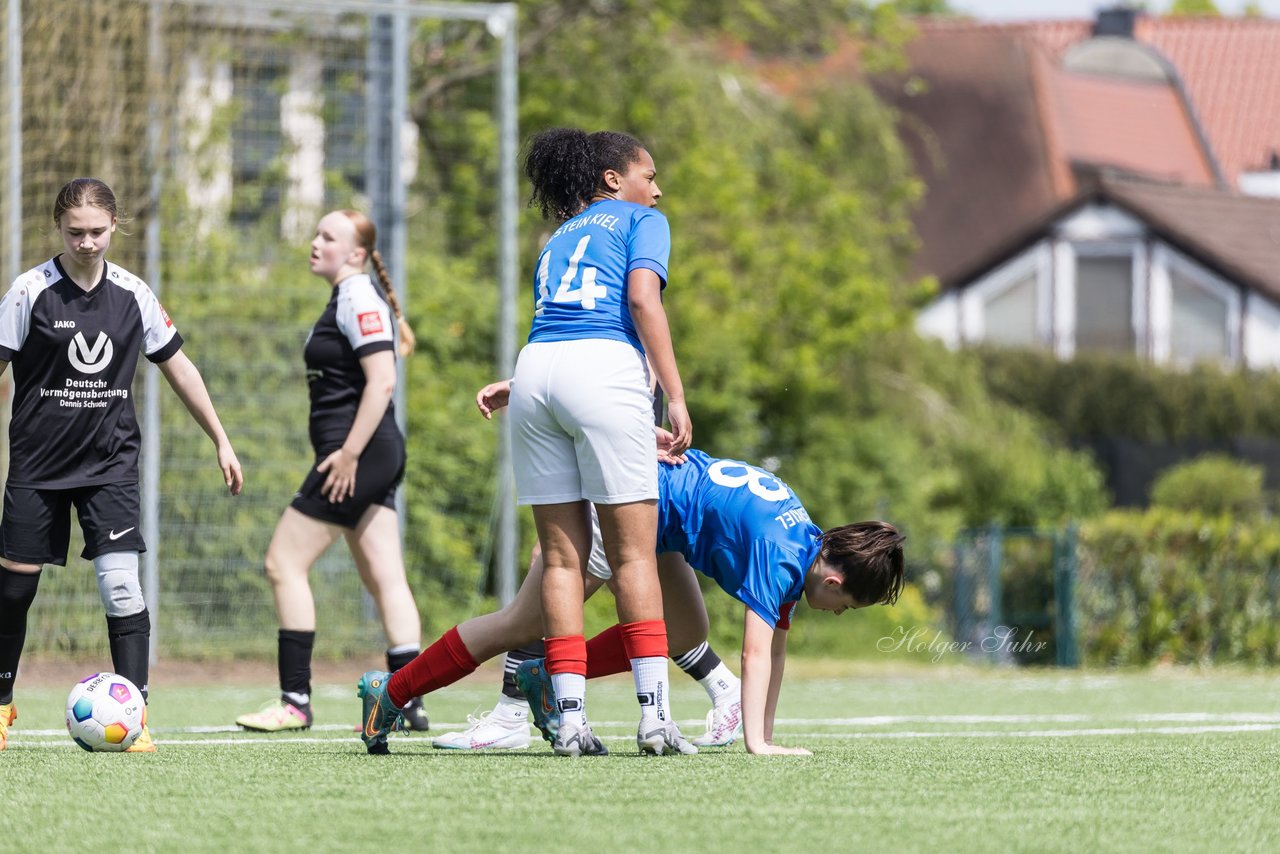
[1150,243,1241,367]
[1060,239,1146,360]
[959,240,1053,347]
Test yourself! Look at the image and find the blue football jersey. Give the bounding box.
[657,450,823,629]
[527,198,670,351]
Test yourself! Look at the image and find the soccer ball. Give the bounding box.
[65,672,146,752]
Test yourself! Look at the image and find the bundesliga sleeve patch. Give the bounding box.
[159,303,173,327]
[358,311,384,336]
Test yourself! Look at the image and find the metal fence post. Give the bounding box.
[141,0,165,662]
[493,4,519,605]
[952,533,970,651]
[1054,522,1080,667]
[986,523,1004,660]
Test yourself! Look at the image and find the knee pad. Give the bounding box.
[93,552,145,618]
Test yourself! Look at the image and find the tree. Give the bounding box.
[1167,0,1220,15]
[890,0,956,14]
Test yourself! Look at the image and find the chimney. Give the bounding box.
[1093,7,1140,38]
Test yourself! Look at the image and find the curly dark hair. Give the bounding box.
[820,521,906,606]
[522,127,647,221]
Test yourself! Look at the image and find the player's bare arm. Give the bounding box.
[764,619,789,743]
[741,607,811,756]
[628,269,690,454]
[157,350,244,496]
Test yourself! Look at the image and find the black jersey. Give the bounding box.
[303,273,399,452]
[0,257,183,488]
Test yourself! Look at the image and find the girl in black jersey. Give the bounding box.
[236,209,428,733]
[0,178,244,752]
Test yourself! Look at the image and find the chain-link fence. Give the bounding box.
[949,525,1079,667]
[1,0,519,659]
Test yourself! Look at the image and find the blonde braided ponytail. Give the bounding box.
[370,249,415,357]
[341,209,415,357]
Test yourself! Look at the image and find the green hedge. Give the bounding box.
[977,347,1280,442]
[1149,454,1267,517]
[1077,509,1280,665]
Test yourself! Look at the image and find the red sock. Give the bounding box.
[620,619,668,660]
[386,626,478,707]
[585,624,631,678]
[544,634,587,676]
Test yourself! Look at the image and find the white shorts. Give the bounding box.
[510,338,658,506]
[585,504,612,581]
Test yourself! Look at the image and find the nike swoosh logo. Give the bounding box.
[364,677,385,737]
[108,527,136,540]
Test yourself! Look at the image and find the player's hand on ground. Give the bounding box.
[748,742,812,756]
[655,427,686,465]
[218,443,244,496]
[317,448,358,502]
[665,398,692,455]
[476,379,511,420]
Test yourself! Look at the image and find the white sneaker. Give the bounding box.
[691,697,742,747]
[431,701,532,750]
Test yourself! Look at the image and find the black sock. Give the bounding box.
[0,568,42,704]
[672,641,721,682]
[502,641,546,700]
[387,647,421,706]
[278,629,315,704]
[106,608,151,702]
[386,647,419,674]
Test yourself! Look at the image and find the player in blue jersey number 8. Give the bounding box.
[511,128,692,756]
[0,178,244,752]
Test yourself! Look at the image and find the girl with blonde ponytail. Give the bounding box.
[235,208,429,736]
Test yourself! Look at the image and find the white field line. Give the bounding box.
[12,712,1280,747]
[18,711,1280,739]
[12,722,1280,748]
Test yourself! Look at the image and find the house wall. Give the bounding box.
[916,203,1278,369]
[1245,292,1280,368]
[178,56,233,238]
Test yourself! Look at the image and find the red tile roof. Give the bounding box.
[877,22,1216,285]
[873,28,1064,286]
[1041,64,1216,186]
[925,17,1280,187]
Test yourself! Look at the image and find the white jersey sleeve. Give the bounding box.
[106,263,181,359]
[335,274,395,356]
[0,265,54,360]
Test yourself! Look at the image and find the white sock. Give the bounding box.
[699,662,740,706]
[282,691,310,708]
[550,672,587,729]
[495,695,529,722]
[632,656,671,725]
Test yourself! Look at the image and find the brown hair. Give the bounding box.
[820,521,906,607]
[340,209,415,357]
[53,177,119,224]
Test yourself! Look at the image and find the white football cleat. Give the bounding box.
[431,700,532,750]
[691,697,742,747]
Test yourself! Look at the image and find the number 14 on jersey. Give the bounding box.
[536,235,608,314]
